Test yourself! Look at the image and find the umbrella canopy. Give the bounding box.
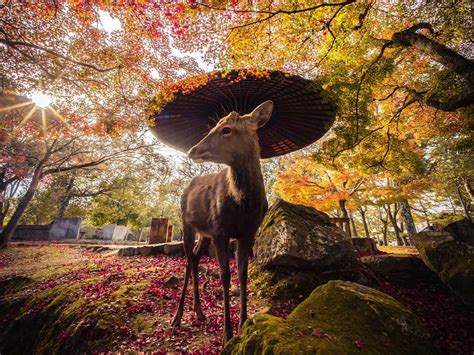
[148,69,336,159]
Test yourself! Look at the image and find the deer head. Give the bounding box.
[188,100,273,165]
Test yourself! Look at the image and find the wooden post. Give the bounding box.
[166,224,174,242]
[149,218,170,244]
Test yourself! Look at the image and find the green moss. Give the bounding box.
[415,233,474,303]
[132,314,155,334]
[224,281,437,355]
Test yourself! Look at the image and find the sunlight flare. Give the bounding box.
[15,105,37,130]
[31,92,52,108]
[0,101,33,112]
[49,106,74,131]
[41,108,47,137]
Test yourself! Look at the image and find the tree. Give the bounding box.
[1,2,203,134]
[0,129,158,248]
[275,156,365,235]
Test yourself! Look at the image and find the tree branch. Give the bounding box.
[391,23,474,85]
[0,38,120,73]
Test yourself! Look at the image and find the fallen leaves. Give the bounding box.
[0,245,261,352]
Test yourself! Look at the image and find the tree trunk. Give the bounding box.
[358,207,371,238]
[464,178,474,202]
[0,168,43,249]
[382,219,388,246]
[400,199,417,243]
[401,234,410,245]
[386,204,404,246]
[0,199,9,226]
[448,196,457,214]
[339,199,351,236]
[457,185,472,222]
[349,210,358,237]
[57,177,75,218]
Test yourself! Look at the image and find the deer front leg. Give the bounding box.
[192,236,209,321]
[236,238,250,330]
[171,262,191,327]
[215,238,233,345]
[171,224,195,327]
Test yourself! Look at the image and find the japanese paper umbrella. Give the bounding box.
[148,70,336,159]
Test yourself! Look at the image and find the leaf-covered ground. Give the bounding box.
[0,243,472,354]
[0,243,273,353]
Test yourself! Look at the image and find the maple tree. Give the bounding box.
[1,1,472,245]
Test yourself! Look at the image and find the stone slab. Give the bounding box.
[49,218,82,240]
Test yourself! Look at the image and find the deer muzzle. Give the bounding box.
[188,145,211,163]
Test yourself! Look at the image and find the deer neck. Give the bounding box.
[226,155,264,204]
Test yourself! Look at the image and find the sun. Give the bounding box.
[30,92,52,108]
[0,92,73,135]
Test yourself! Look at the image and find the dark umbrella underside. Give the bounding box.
[149,72,335,159]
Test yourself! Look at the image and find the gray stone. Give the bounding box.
[102,224,129,241]
[163,241,184,256]
[49,218,82,240]
[137,245,165,256]
[12,225,51,241]
[117,247,137,257]
[360,254,436,285]
[254,199,358,270]
[442,218,474,245]
[352,237,377,253]
[413,230,474,304]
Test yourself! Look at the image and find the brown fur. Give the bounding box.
[170,101,273,345]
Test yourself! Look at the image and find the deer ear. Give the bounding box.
[249,100,273,128]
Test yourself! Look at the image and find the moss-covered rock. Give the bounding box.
[442,218,474,246]
[413,230,474,304]
[352,238,377,253]
[251,200,376,301]
[360,254,438,286]
[224,281,436,355]
[254,199,358,270]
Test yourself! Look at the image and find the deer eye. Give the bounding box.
[221,127,232,135]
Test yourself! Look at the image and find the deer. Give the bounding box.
[170,100,273,345]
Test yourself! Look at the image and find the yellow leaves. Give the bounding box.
[275,156,366,213]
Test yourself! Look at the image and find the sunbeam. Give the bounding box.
[49,106,74,131]
[41,108,47,137]
[15,105,37,129]
[0,101,34,112]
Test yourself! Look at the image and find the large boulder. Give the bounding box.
[413,230,474,304]
[360,254,438,285]
[442,218,474,245]
[224,281,435,354]
[254,199,357,270]
[352,237,377,253]
[251,199,374,300]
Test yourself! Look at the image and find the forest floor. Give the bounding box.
[0,242,472,354]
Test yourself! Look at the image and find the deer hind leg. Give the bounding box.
[171,223,195,328]
[191,235,210,321]
[215,237,233,345]
[236,238,250,331]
